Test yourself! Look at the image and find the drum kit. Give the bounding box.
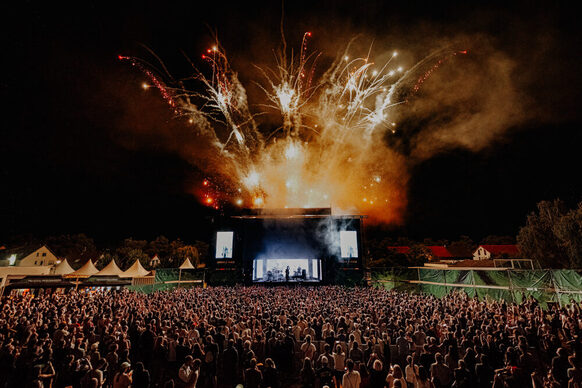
[265,268,284,282]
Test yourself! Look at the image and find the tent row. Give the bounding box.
[50,258,177,278]
[51,257,196,278]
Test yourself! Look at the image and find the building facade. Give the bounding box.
[17,246,59,267]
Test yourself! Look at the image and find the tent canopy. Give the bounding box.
[66,260,99,278]
[95,260,124,276]
[122,260,150,278]
[179,258,195,269]
[51,259,75,275]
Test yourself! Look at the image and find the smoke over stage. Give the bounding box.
[212,208,365,285]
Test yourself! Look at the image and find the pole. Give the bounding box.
[550,269,561,307]
[507,269,515,304]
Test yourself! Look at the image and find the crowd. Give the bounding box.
[1,286,582,388]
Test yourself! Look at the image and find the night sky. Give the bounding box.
[2,1,581,244]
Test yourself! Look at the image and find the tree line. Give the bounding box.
[517,199,582,268]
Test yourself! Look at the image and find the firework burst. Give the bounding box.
[120,34,465,222]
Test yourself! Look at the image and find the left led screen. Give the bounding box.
[215,231,234,259]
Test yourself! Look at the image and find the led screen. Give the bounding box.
[253,258,321,282]
[340,230,358,258]
[215,231,234,259]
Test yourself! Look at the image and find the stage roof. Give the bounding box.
[231,208,367,219]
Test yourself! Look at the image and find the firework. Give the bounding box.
[120,35,464,222]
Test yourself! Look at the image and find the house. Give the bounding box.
[19,246,60,266]
[2,245,60,267]
[426,246,453,261]
[387,246,455,261]
[150,254,161,268]
[473,245,520,260]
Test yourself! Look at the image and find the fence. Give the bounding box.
[370,267,582,306]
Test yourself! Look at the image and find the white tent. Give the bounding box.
[179,258,195,269]
[65,260,99,278]
[95,260,124,276]
[51,259,75,275]
[121,260,150,278]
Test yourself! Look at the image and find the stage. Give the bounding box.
[211,208,365,285]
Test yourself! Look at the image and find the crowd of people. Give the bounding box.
[1,286,582,388]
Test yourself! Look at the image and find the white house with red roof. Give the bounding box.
[473,245,520,260]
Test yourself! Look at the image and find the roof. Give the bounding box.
[95,260,124,276]
[0,266,52,278]
[446,245,474,258]
[66,260,99,278]
[427,246,453,258]
[387,246,454,258]
[122,260,150,278]
[5,276,76,289]
[4,244,58,260]
[239,207,332,216]
[478,245,520,257]
[387,246,411,255]
[179,258,195,269]
[51,259,75,275]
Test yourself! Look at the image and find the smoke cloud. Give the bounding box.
[113,20,554,225]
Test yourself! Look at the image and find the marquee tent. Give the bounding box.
[95,260,124,276]
[51,259,75,276]
[122,260,150,278]
[66,260,99,278]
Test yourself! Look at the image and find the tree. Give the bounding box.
[175,245,199,266]
[367,237,409,267]
[517,199,573,268]
[553,202,582,268]
[481,235,515,245]
[45,234,99,266]
[448,235,475,258]
[408,244,431,265]
[192,240,210,265]
[95,251,118,270]
[116,238,148,269]
[147,236,172,260]
[423,238,449,246]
